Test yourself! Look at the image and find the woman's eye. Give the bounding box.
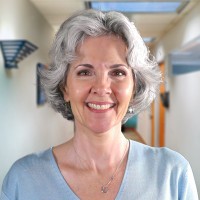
[77,70,92,76]
[112,70,126,77]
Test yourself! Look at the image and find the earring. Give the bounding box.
[128,107,134,114]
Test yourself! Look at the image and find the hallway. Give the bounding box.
[0,0,200,196]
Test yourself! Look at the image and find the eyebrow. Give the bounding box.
[110,64,129,69]
[75,64,93,69]
[75,63,129,69]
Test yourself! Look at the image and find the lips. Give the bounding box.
[86,102,116,110]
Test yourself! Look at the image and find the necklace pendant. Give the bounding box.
[101,186,109,193]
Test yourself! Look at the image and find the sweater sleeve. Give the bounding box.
[179,163,199,200]
[0,165,19,200]
[0,191,10,200]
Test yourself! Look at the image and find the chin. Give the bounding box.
[88,122,120,134]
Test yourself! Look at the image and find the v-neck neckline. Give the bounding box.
[49,140,133,199]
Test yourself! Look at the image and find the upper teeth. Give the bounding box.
[87,103,112,110]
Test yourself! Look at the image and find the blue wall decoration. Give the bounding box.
[170,35,200,75]
[37,63,46,105]
[172,64,200,75]
[0,40,38,69]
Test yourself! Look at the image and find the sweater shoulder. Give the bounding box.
[11,148,52,171]
[129,140,189,167]
[2,148,52,188]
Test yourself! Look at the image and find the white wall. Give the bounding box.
[137,110,151,145]
[0,0,74,188]
[137,100,160,146]
[155,1,200,195]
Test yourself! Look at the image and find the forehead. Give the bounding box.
[76,35,127,58]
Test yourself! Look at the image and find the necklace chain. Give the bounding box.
[72,139,129,194]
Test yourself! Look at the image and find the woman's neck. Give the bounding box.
[72,125,128,172]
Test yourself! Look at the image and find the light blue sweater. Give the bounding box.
[1,140,199,200]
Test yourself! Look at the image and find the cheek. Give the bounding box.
[122,87,133,98]
[114,84,133,119]
[68,82,90,100]
[114,82,134,103]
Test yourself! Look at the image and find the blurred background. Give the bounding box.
[0,0,200,196]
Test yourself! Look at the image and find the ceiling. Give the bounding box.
[29,0,197,47]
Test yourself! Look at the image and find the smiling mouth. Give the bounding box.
[87,103,115,110]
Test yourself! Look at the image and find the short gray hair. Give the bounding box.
[40,9,162,123]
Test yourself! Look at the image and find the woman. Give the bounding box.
[1,9,198,200]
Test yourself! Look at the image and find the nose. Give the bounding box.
[90,74,112,96]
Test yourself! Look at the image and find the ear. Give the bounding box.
[61,86,70,102]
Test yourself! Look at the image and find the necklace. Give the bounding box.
[72,139,129,194]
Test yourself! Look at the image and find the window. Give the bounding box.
[89,1,189,13]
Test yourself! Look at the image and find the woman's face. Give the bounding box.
[63,35,134,133]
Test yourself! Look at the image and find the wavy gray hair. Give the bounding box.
[39,9,162,123]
